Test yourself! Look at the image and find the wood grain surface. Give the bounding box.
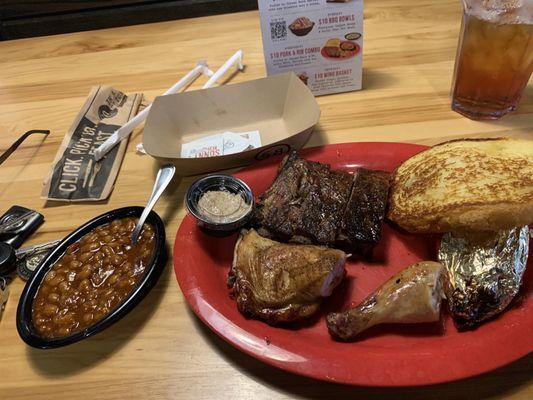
[0,1,532,399]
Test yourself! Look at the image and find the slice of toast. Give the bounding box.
[387,138,533,233]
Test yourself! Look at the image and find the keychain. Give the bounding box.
[0,277,8,323]
[16,240,61,280]
[0,239,60,280]
[0,239,59,323]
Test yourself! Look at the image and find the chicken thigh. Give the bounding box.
[229,229,347,324]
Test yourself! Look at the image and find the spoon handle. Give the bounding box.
[131,164,176,244]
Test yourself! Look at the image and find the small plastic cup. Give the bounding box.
[185,174,254,237]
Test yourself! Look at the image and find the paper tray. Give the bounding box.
[142,72,320,176]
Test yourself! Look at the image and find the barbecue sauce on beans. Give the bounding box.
[32,217,155,338]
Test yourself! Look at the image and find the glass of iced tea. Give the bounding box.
[451,0,533,120]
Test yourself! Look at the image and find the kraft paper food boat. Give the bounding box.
[142,72,320,176]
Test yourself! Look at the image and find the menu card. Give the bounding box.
[258,0,363,96]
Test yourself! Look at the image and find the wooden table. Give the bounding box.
[0,1,531,398]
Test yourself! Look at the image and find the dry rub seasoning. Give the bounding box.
[42,86,142,201]
[198,190,252,223]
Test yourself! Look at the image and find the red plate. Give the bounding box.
[174,142,533,386]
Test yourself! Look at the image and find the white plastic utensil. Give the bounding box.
[131,164,176,244]
[94,61,213,161]
[131,50,245,157]
[201,50,244,89]
[95,51,245,161]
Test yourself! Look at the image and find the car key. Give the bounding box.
[0,206,44,248]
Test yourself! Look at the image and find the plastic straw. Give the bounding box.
[133,50,245,156]
[202,50,244,89]
[94,60,213,161]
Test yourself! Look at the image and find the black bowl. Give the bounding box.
[16,206,167,349]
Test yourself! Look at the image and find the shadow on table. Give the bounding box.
[26,253,170,377]
[189,309,533,400]
[0,132,49,199]
[362,69,397,91]
[305,125,328,149]
[43,198,111,208]
[220,64,247,86]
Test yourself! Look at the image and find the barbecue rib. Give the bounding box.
[254,151,391,255]
[228,229,347,324]
[337,168,391,256]
[255,151,353,245]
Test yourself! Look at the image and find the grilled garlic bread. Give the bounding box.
[388,138,533,233]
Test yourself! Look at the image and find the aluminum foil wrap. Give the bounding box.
[438,226,529,330]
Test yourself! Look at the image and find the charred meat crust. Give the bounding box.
[254,151,353,245]
[337,168,391,255]
[254,151,391,255]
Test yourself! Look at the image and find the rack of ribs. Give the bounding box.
[254,151,391,256]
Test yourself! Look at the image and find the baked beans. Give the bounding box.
[32,217,155,338]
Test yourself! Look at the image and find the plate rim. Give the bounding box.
[174,142,533,386]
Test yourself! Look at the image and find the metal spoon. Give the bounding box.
[131,164,176,244]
